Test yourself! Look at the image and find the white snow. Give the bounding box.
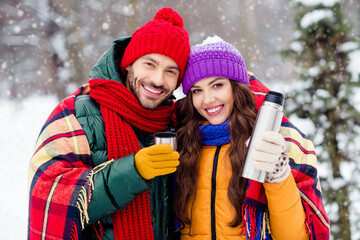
[0,95,58,240]
[202,35,224,44]
[13,25,21,34]
[112,4,135,17]
[349,50,360,80]
[294,0,339,7]
[301,9,334,28]
[102,22,110,30]
[308,66,320,77]
[339,42,359,53]
[51,33,68,61]
[290,41,304,52]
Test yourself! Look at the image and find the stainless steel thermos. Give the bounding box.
[154,131,177,151]
[242,91,285,183]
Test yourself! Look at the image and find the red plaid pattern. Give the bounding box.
[242,75,330,240]
[28,87,92,240]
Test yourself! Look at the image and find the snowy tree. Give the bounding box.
[281,0,360,239]
[0,0,80,99]
[0,0,303,101]
[0,0,139,100]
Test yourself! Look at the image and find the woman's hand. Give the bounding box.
[252,131,291,183]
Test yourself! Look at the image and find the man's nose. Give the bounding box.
[151,70,165,87]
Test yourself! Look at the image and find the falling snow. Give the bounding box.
[0,0,359,239]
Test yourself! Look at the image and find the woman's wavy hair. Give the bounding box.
[174,80,257,228]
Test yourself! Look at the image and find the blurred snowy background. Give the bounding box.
[1,0,359,239]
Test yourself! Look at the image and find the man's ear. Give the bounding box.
[125,65,130,72]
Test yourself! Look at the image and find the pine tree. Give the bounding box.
[281,1,360,239]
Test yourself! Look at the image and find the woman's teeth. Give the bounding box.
[207,106,222,113]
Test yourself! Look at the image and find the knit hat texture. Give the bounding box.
[121,8,190,83]
[182,36,249,95]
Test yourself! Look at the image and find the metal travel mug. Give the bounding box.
[154,131,177,151]
[242,91,285,183]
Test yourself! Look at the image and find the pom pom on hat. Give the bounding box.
[153,8,184,27]
[182,36,249,95]
[121,8,190,85]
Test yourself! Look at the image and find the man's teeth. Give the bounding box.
[207,106,222,113]
[144,85,162,94]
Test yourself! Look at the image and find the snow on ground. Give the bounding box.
[0,95,58,239]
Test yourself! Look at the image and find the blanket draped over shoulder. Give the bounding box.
[242,74,330,240]
[28,87,93,240]
[28,81,175,240]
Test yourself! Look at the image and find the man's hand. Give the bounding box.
[252,131,290,183]
[134,144,180,180]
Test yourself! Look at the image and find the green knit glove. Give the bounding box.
[134,144,179,180]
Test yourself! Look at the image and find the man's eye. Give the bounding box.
[145,62,154,67]
[166,69,179,77]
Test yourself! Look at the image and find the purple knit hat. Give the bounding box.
[182,36,249,95]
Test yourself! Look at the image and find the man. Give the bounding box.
[28,8,190,240]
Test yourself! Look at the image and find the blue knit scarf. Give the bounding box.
[198,119,231,146]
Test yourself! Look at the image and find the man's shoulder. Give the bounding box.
[74,94,101,118]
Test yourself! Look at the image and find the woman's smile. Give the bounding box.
[205,105,224,115]
[191,77,234,125]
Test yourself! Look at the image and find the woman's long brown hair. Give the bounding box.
[174,81,257,228]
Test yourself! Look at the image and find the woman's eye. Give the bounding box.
[192,89,201,94]
[213,83,223,88]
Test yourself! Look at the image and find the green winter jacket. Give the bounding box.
[75,37,176,240]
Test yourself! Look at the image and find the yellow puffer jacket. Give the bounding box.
[180,143,309,240]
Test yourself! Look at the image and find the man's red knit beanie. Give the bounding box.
[121,8,190,85]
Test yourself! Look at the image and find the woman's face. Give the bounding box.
[190,77,234,125]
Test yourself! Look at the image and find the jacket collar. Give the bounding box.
[88,36,131,84]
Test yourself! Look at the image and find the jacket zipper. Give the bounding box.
[158,177,163,240]
[211,146,221,240]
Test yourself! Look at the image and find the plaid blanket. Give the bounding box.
[244,74,330,240]
[27,76,330,240]
[28,86,97,240]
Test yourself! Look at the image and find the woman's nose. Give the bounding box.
[202,91,215,105]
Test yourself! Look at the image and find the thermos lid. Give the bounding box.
[264,91,284,106]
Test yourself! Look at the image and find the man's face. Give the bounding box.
[125,54,180,109]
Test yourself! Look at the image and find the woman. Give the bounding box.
[174,36,329,240]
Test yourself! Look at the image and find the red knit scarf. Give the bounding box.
[89,79,174,240]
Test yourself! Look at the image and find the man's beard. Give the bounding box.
[126,66,172,110]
